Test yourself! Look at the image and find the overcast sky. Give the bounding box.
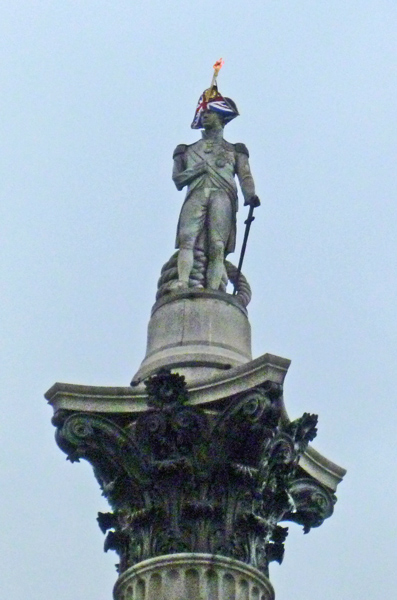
[1,1,396,599]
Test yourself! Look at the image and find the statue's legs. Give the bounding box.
[177,247,194,286]
[175,193,207,288]
[175,190,232,290]
[207,191,232,290]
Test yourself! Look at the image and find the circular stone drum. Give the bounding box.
[113,553,274,600]
[133,290,252,385]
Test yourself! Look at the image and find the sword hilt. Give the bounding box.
[244,214,255,225]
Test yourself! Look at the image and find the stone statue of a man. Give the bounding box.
[171,87,260,291]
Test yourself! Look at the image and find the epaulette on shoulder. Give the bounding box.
[234,142,249,157]
[173,144,187,159]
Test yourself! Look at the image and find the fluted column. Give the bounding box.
[114,554,274,600]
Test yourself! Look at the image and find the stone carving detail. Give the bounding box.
[54,370,335,577]
[156,252,252,307]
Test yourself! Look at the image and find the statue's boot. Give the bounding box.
[168,280,189,291]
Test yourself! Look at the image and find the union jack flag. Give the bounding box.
[191,84,239,129]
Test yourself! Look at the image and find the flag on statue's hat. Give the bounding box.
[191,84,239,129]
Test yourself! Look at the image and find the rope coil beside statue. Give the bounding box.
[156,250,251,308]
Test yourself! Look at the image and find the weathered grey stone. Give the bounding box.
[113,554,274,600]
[133,290,252,385]
[45,353,346,493]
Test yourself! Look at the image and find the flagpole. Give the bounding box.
[207,58,224,100]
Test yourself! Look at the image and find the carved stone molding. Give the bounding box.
[54,370,337,578]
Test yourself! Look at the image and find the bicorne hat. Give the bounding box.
[191,84,239,129]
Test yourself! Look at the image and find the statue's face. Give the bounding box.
[201,110,223,130]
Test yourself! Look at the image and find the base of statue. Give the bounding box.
[113,553,275,600]
[132,290,252,385]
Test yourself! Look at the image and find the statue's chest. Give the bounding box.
[188,142,235,171]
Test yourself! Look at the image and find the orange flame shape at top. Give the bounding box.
[213,58,225,72]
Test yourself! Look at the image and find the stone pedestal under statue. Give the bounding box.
[133,290,252,385]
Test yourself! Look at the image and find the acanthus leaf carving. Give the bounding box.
[54,370,336,577]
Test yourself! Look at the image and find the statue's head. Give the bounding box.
[191,86,239,129]
[201,109,224,130]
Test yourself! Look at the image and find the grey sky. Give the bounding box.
[1,1,396,598]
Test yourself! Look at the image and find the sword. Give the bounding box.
[233,195,261,295]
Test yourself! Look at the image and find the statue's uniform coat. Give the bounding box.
[173,136,255,256]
